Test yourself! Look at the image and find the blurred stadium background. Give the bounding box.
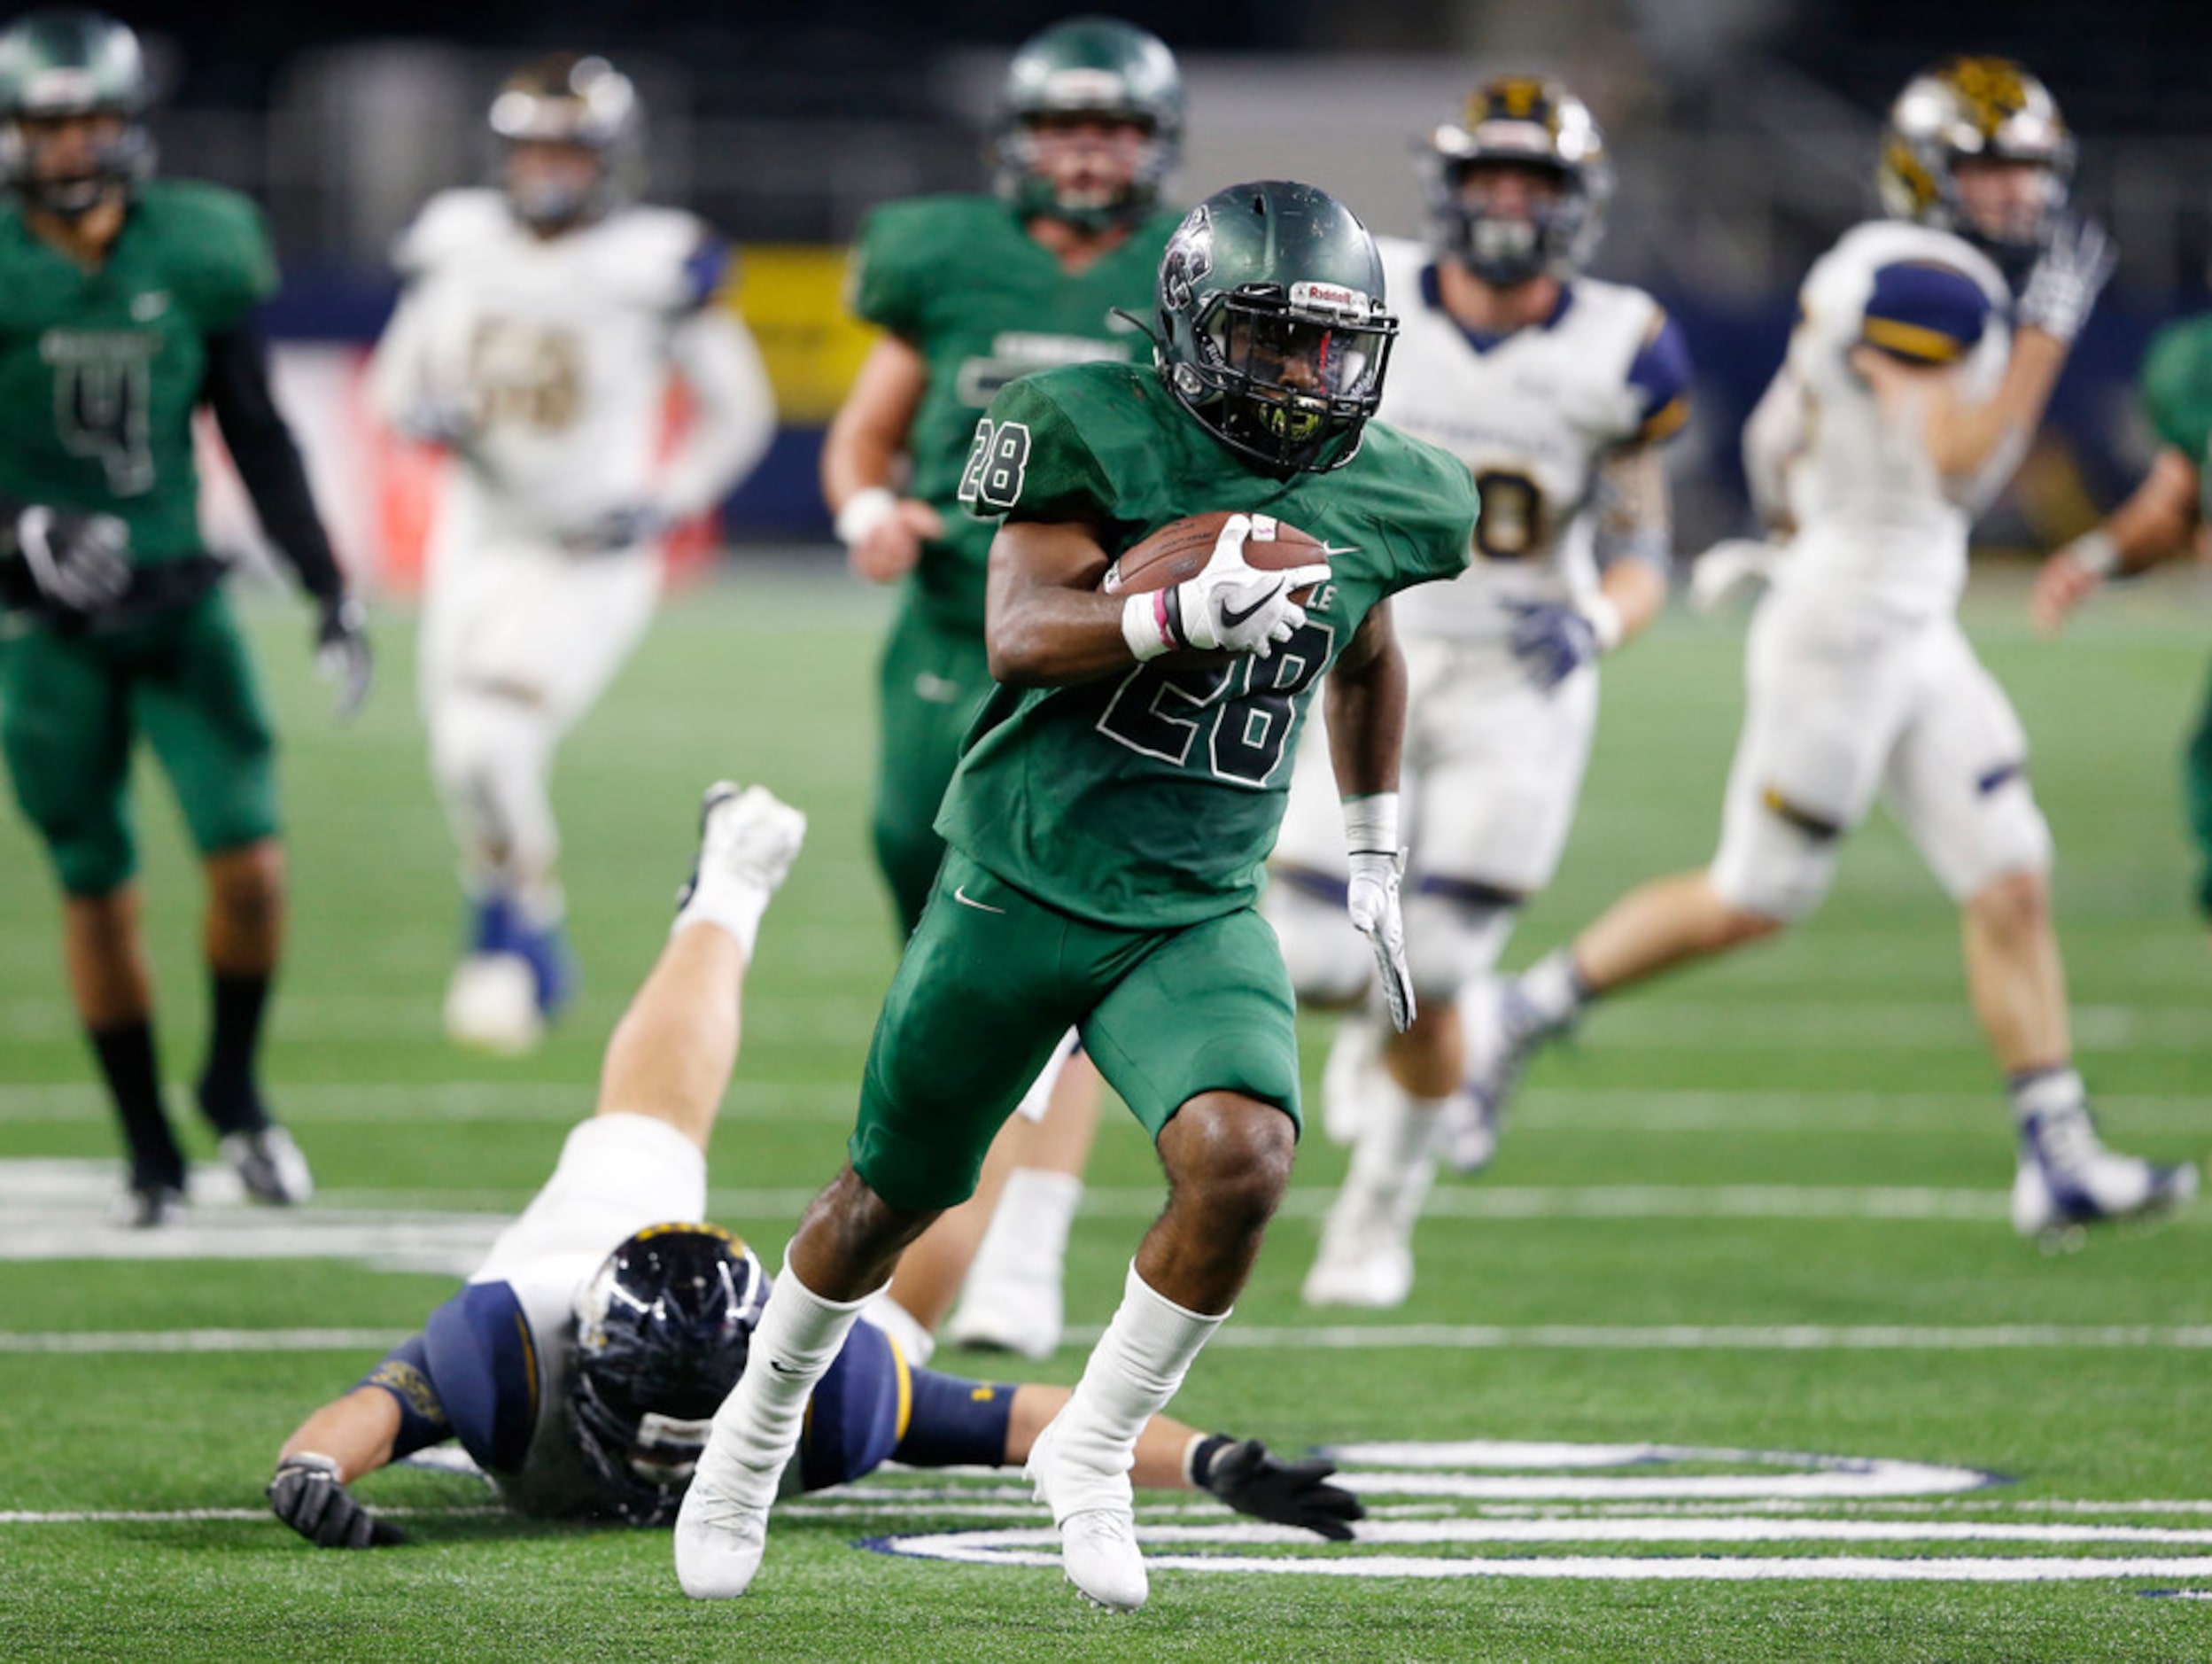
[133,0,2212,581]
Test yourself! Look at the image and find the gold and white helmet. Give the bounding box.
[488,52,642,228]
[1423,74,1612,286]
[1877,57,2073,259]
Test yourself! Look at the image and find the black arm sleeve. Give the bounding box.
[201,327,346,603]
[0,497,34,608]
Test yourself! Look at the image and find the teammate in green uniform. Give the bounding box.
[823,17,1187,1361]
[2032,313,2212,957]
[0,11,372,1226]
[676,180,1477,1613]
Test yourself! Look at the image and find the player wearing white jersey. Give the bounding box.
[1467,58,2197,1240]
[369,55,776,1053]
[1263,77,1688,1307]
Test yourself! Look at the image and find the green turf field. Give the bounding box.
[3,564,2208,1662]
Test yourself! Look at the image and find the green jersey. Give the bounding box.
[848,194,1180,634]
[2143,315,2212,519]
[0,180,277,565]
[935,362,1477,929]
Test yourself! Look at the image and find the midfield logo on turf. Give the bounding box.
[827,1440,2212,1585]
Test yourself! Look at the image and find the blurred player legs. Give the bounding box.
[420,532,660,1051]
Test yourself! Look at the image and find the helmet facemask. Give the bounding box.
[1000,107,1175,234]
[1169,280,1396,475]
[1434,158,1593,287]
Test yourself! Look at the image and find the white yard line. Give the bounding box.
[1,1081,2198,1132]
[6,1322,2210,1356]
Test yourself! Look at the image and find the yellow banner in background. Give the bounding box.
[726,245,879,425]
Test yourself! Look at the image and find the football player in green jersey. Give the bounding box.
[823,17,1186,1364]
[0,10,372,1227]
[2033,313,2212,959]
[677,181,1477,1613]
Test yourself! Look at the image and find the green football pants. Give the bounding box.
[850,851,1303,1211]
[870,603,992,937]
[1,588,278,896]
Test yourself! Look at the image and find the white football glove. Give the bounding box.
[1688,538,1783,616]
[1342,793,1414,1032]
[2015,215,2117,346]
[1122,513,1332,662]
[14,504,130,613]
[1347,849,1413,1033]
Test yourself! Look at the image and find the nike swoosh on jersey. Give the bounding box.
[953,885,1007,914]
[913,672,966,704]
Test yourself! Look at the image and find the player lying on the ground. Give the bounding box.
[1460,57,2198,1240]
[2031,313,2212,964]
[267,783,1360,1549]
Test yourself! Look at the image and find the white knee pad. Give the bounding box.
[1708,790,1839,925]
[1402,882,1517,999]
[430,690,561,883]
[1922,781,2054,904]
[1263,873,1370,1007]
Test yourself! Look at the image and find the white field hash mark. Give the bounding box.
[8,1323,2212,1355]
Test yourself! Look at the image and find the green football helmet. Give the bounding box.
[0,7,152,217]
[1155,180,1398,475]
[995,16,1182,232]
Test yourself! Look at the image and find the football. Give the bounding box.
[1102,512,1330,600]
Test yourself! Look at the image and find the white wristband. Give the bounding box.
[1581,592,1626,653]
[1341,791,1400,855]
[2064,528,2120,579]
[834,486,900,549]
[1121,589,1175,662]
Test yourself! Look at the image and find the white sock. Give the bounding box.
[2008,1066,2086,1125]
[966,1168,1083,1294]
[1340,1077,1442,1228]
[858,1289,936,1368]
[515,875,565,933]
[1038,1261,1224,1521]
[674,875,774,959]
[1517,948,1590,1033]
[700,1251,877,1510]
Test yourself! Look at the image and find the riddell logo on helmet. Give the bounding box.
[1290,282,1370,316]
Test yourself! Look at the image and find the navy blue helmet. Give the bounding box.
[567,1222,767,1523]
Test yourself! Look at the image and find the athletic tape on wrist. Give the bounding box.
[834,486,900,549]
[2066,528,2120,579]
[1581,593,1626,653]
[1341,791,1401,856]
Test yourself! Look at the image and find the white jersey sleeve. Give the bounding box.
[1774,221,2012,618]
